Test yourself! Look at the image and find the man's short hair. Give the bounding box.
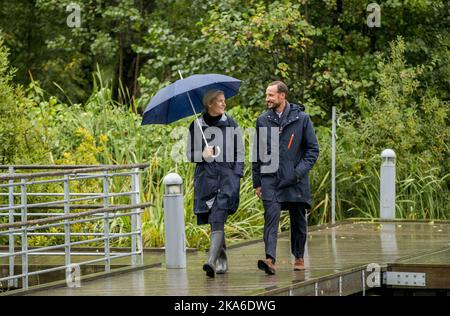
[268,81,288,96]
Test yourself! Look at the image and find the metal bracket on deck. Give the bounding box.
[383,271,426,287]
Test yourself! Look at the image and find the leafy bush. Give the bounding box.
[0,36,48,165]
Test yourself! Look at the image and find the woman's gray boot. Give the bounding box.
[203,231,224,278]
[216,235,228,274]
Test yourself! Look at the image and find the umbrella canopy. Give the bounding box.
[141,73,241,125]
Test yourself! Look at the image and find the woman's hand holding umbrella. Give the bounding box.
[202,145,215,160]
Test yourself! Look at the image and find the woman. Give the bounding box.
[187,89,244,278]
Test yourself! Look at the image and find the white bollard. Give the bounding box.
[163,173,186,268]
[380,149,396,219]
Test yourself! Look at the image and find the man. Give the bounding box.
[252,81,319,274]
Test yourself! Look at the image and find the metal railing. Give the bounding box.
[0,164,150,290]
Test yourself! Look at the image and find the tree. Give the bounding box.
[0,35,48,164]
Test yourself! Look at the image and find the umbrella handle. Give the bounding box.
[211,146,221,158]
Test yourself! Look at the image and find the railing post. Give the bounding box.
[131,168,143,266]
[63,174,72,283]
[103,171,111,272]
[20,178,28,289]
[163,173,186,269]
[8,166,17,288]
[380,149,396,219]
[331,105,336,224]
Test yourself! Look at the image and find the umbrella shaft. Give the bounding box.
[186,92,209,147]
[178,70,209,148]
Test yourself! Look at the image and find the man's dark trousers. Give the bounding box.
[263,197,307,263]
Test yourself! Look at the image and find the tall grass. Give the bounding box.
[335,164,449,220]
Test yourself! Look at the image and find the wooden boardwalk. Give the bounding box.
[3,219,450,296]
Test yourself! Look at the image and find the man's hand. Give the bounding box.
[255,186,262,198]
[202,146,214,160]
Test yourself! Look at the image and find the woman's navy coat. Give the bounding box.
[187,113,244,215]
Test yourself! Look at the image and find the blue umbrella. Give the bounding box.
[141,72,241,156]
[141,73,241,125]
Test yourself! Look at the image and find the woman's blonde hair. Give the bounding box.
[202,89,224,108]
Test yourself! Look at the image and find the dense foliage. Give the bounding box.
[0,1,449,248]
